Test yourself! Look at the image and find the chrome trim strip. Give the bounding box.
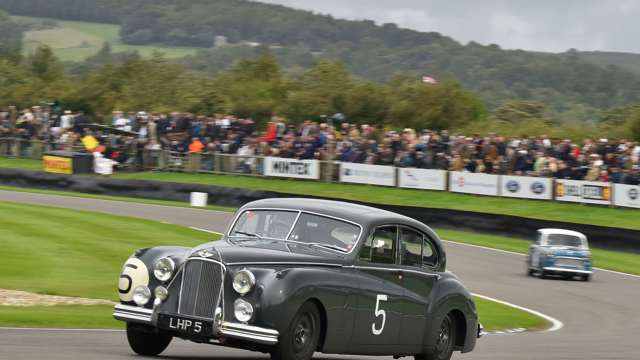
[225,261,343,267]
[554,256,587,261]
[543,267,592,274]
[350,265,442,280]
[219,322,279,345]
[227,207,364,255]
[113,304,152,324]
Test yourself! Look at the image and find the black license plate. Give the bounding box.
[158,313,214,337]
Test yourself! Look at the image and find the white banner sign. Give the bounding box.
[398,168,447,191]
[339,162,395,186]
[613,184,640,208]
[263,157,320,180]
[554,179,611,205]
[449,171,500,196]
[501,175,553,200]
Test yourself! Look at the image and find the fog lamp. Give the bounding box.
[234,298,254,322]
[133,285,151,306]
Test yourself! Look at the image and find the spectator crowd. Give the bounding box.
[1,106,639,184]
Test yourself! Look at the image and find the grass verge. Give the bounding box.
[475,296,550,332]
[0,201,550,332]
[0,201,219,301]
[1,159,638,230]
[0,305,122,329]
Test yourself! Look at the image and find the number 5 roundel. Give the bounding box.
[372,294,388,335]
[118,258,149,302]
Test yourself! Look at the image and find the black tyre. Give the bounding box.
[415,313,456,360]
[126,323,172,356]
[271,302,321,360]
[539,270,548,279]
[581,274,591,282]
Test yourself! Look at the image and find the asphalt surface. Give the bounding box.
[1,190,639,360]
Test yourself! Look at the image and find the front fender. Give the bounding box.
[117,246,191,308]
[223,266,357,353]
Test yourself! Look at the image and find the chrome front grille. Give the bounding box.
[178,259,224,319]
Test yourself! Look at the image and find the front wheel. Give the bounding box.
[271,302,321,360]
[126,322,172,356]
[415,313,456,360]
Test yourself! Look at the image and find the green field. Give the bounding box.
[0,201,549,331]
[13,15,200,61]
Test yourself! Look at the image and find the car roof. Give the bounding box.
[240,198,432,232]
[538,228,586,239]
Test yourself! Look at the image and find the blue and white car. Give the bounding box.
[526,229,592,281]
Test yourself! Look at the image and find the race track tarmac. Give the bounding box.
[1,190,639,360]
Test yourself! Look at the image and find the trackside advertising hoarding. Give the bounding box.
[555,179,611,205]
[501,175,553,200]
[613,184,640,208]
[398,168,447,191]
[448,171,500,196]
[339,162,396,186]
[263,157,320,180]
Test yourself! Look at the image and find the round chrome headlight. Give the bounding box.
[232,270,256,295]
[234,298,254,322]
[133,285,151,306]
[153,257,175,282]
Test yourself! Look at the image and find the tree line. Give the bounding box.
[1,46,639,141]
[2,0,640,120]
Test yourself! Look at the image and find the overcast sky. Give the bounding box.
[261,0,640,53]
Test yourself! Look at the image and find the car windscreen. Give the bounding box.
[546,234,584,248]
[230,210,298,240]
[287,213,360,252]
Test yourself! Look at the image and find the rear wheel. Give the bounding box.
[271,302,321,360]
[581,274,591,281]
[126,323,172,356]
[415,313,456,360]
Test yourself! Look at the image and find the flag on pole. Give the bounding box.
[422,76,438,84]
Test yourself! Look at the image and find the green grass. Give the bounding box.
[0,201,219,301]
[0,305,122,329]
[13,15,200,61]
[0,201,550,331]
[437,228,640,275]
[475,296,550,331]
[0,157,43,171]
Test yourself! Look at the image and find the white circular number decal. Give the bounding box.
[118,258,149,302]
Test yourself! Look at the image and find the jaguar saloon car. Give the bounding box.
[526,228,592,281]
[114,198,480,360]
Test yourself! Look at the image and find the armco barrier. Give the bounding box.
[1,168,639,253]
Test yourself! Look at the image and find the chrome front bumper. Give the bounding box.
[113,304,279,345]
[543,267,592,274]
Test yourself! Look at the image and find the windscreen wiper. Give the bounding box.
[305,242,348,252]
[230,231,263,239]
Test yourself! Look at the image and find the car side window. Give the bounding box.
[400,228,423,267]
[422,236,438,268]
[359,226,397,264]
